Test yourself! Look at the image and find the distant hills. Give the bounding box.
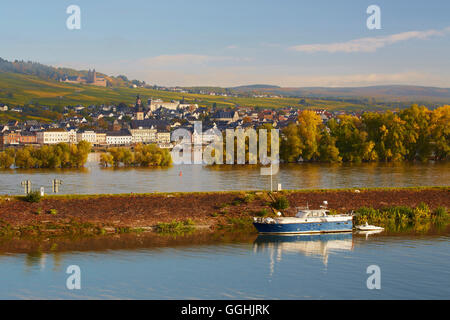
[227,84,450,104]
[232,84,281,91]
[257,85,450,103]
[0,57,449,109]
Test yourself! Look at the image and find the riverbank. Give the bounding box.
[0,187,449,237]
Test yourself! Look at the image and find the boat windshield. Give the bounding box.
[295,211,309,218]
[295,210,328,218]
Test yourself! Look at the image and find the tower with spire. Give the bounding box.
[135,95,144,120]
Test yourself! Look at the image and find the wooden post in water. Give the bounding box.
[52,179,62,193]
[21,180,31,194]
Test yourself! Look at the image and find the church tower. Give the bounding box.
[135,95,142,111]
[135,95,144,120]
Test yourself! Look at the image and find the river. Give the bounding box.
[0,229,449,299]
[0,153,449,195]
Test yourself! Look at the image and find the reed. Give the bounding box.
[155,219,195,234]
[354,204,448,225]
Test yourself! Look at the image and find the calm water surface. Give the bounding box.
[0,154,449,195]
[0,231,449,299]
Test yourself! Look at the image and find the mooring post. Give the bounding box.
[21,180,31,194]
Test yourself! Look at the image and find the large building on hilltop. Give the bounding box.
[61,69,107,87]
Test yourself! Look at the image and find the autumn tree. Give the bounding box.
[328,115,377,162]
[399,105,433,161]
[430,105,450,160]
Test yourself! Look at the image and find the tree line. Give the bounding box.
[280,105,449,163]
[0,141,91,169]
[99,144,172,167]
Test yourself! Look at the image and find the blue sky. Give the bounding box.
[0,0,449,87]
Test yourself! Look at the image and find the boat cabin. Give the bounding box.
[295,209,329,218]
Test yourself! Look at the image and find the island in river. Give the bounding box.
[0,187,448,237]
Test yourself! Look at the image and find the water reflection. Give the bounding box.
[24,251,47,271]
[0,229,449,299]
[0,154,448,195]
[253,233,354,274]
[355,230,384,240]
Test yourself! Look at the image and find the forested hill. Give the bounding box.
[0,58,144,88]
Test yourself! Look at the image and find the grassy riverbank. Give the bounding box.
[0,187,448,237]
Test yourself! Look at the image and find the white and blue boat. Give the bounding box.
[253,203,353,234]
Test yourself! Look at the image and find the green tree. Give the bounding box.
[399,105,432,161]
[328,115,377,162]
[363,111,407,161]
[318,129,341,162]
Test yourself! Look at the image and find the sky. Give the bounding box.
[0,0,449,87]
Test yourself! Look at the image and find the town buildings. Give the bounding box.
[0,96,338,151]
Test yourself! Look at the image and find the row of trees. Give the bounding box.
[281,105,449,163]
[0,141,91,169]
[99,144,172,167]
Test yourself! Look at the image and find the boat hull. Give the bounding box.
[253,220,353,234]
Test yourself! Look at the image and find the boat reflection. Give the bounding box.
[253,233,354,273]
[355,229,384,240]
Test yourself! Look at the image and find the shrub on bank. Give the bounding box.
[255,209,269,217]
[24,191,42,203]
[272,196,290,210]
[155,219,194,234]
[243,193,255,204]
[433,207,448,220]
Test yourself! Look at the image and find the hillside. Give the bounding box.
[1,57,449,108]
[235,85,450,104]
[0,58,143,88]
[0,72,391,113]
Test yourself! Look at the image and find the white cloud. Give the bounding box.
[138,54,235,67]
[291,27,450,53]
[129,67,450,88]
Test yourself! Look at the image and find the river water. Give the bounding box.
[0,153,449,195]
[1,155,449,299]
[0,230,449,299]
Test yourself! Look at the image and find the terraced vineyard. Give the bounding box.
[0,72,378,112]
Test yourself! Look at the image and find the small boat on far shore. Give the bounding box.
[355,222,384,231]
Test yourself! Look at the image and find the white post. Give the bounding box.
[270,162,273,192]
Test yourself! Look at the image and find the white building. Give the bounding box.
[36,130,70,144]
[76,130,97,144]
[68,129,77,144]
[148,99,180,111]
[96,132,107,146]
[129,127,157,144]
[106,131,133,145]
[156,131,171,144]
